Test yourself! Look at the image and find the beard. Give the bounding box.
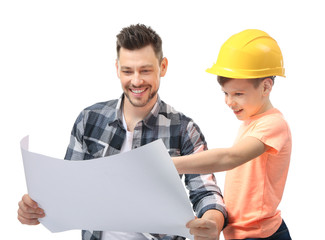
[124,86,158,108]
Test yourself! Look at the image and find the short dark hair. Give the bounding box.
[116,24,163,62]
[217,76,275,88]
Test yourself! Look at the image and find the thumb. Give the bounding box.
[186,216,198,228]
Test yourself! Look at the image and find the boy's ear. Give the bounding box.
[262,78,273,96]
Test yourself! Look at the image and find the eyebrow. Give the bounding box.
[140,64,154,68]
[120,64,154,70]
[120,66,132,70]
[222,88,246,93]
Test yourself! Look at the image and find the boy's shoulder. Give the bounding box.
[253,108,291,136]
[258,108,288,124]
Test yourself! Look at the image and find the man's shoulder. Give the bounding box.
[84,99,119,112]
[76,99,120,125]
[158,100,194,124]
[157,99,207,155]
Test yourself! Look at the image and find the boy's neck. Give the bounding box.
[254,100,274,118]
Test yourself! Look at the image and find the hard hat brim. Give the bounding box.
[206,66,285,79]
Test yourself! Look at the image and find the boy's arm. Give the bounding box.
[174,136,269,174]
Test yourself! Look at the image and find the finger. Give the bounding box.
[17,214,41,225]
[191,227,218,240]
[187,218,215,228]
[191,228,219,240]
[22,194,39,209]
[17,207,45,220]
[186,216,198,228]
[188,219,218,238]
[194,237,209,240]
[18,199,44,215]
[190,227,210,238]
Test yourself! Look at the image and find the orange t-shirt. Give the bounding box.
[223,108,291,239]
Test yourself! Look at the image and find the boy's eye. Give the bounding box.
[235,93,243,96]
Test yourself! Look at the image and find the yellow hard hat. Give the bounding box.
[206,29,285,78]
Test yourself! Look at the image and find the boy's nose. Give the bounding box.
[226,96,235,107]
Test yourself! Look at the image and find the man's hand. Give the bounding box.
[17,194,45,225]
[187,210,224,240]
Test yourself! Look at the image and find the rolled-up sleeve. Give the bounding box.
[185,173,227,219]
[181,119,228,221]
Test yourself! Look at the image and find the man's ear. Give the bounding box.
[159,57,168,77]
[115,59,120,78]
[262,78,273,96]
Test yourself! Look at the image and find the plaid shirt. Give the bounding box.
[65,95,227,240]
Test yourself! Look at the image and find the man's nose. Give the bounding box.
[131,72,144,86]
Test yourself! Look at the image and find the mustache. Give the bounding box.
[128,84,150,88]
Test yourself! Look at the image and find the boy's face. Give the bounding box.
[221,78,271,121]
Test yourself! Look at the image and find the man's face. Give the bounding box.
[116,45,167,108]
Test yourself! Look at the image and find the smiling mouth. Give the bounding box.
[233,109,243,114]
[130,88,146,94]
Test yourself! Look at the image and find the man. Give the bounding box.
[18,24,227,240]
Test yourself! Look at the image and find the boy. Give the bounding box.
[174,29,292,240]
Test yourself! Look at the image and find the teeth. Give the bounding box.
[132,89,145,94]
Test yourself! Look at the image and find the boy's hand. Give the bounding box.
[18,194,45,225]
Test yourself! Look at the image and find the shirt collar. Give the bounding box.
[113,94,162,130]
[108,94,124,129]
[143,96,161,129]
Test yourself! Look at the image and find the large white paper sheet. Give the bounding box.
[20,136,195,239]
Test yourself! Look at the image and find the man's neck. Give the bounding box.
[122,96,157,132]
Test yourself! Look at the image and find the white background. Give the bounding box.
[1,0,324,239]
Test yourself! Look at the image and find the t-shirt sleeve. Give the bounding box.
[248,116,290,155]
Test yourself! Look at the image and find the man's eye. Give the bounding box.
[122,71,132,74]
[235,93,243,96]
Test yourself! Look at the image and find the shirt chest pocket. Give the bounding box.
[83,138,107,159]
